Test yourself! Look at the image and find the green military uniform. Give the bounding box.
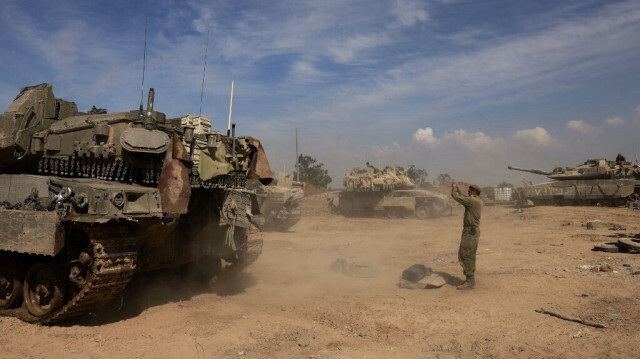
[451,185,483,288]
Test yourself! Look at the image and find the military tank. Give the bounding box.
[328,164,451,219]
[508,155,640,206]
[248,173,304,231]
[0,84,273,324]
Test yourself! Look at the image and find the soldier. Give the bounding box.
[365,162,377,174]
[451,182,483,290]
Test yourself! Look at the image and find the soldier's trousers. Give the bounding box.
[458,227,480,278]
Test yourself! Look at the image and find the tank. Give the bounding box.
[508,154,640,206]
[328,164,452,219]
[248,173,304,231]
[0,84,273,324]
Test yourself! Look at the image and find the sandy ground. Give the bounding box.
[1,194,639,359]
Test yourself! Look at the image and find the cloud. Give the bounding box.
[605,116,625,125]
[289,61,323,82]
[326,33,391,64]
[392,0,429,27]
[442,129,503,150]
[566,120,599,134]
[314,1,640,121]
[512,127,555,147]
[635,105,640,125]
[369,142,404,159]
[413,127,440,148]
[413,127,502,150]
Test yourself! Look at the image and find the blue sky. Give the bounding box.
[1,0,639,186]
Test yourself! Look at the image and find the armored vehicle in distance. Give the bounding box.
[328,164,451,219]
[508,154,640,206]
[248,173,304,231]
[0,84,273,324]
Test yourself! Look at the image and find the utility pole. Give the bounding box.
[295,127,299,181]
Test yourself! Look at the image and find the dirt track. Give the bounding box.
[1,194,639,358]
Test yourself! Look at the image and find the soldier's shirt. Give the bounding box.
[451,187,482,228]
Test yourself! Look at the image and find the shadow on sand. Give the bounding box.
[433,271,466,286]
[69,268,258,327]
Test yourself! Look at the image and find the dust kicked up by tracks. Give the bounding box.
[1,194,639,358]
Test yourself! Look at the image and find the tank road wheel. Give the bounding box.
[614,198,628,207]
[23,263,66,317]
[401,209,415,219]
[429,199,448,217]
[384,207,401,219]
[415,205,431,220]
[0,256,24,308]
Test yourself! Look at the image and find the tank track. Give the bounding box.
[222,225,263,278]
[240,225,263,268]
[2,225,136,324]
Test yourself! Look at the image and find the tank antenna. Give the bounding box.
[227,80,234,136]
[139,0,149,115]
[199,30,210,118]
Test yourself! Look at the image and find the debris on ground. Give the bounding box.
[593,238,640,254]
[330,258,378,278]
[401,264,432,282]
[585,220,601,230]
[592,242,622,253]
[398,274,447,289]
[608,224,626,231]
[535,308,607,328]
[617,237,640,253]
[397,264,446,289]
[577,263,613,272]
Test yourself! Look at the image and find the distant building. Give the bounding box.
[494,187,512,202]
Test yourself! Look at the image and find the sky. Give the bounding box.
[1,0,639,187]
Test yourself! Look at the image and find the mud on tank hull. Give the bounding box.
[0,175,262,324]
[517,179,640,206]
[328,189,452,219]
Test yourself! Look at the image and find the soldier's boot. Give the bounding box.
[456,276,475,290]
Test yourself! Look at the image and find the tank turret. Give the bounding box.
[343,164,416,191]
[0,84,272,212]
[508,157,640,181]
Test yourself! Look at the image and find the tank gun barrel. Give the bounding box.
[507,166,551,176]
[144,88,155,128]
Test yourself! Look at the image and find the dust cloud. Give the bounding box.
[1,194,639,358]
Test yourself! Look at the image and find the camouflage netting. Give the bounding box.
[180,115,273,183]
[180,115,212,169]
[343,164,415,191]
